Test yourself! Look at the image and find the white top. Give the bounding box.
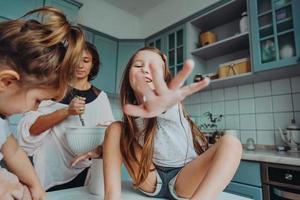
[135,104,197,168]
[0,117,10,163]
[18,92,115,189]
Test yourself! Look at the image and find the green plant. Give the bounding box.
[200,111,223,130]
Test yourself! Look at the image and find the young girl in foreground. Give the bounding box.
[103,47,242,200]
[0,7,84,199]
[72,47,242,200]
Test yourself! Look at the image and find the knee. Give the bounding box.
[219,134,243,156]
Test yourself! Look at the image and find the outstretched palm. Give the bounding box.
[124,59,210,118]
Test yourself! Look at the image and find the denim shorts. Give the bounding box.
[139,165,187,200]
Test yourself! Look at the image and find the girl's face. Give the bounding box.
[0,85,58,116]
[129,50,165,93]
[75,50,93,80]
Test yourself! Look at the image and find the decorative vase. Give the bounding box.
[280,44,294,59]
[239,12,248,33]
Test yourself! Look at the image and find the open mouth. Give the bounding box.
[145,77,152,83]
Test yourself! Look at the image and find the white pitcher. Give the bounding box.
[89,158,104,197]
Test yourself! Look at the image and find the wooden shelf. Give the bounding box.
[203,64,300,90]
[191,32,249,59]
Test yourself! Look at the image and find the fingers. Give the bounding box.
[169,59,194,90]
[21,186,31,200]
[181,77,210,97]
[69,96,86,115]
[134,72,155,100]
[10,182,24,200]
[149,62,168,95]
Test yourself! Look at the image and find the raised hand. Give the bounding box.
[124,59,209,118]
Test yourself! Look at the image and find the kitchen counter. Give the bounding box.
[46,181,251,200]
[242,149,300,166]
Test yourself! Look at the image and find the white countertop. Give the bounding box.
[46,181,251,200]
[242,149,300,166]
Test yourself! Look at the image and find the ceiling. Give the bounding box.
[102,0,165,16]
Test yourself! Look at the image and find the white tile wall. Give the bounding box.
[110,76,300,146]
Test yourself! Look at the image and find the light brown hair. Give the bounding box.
[119,47,208,187]
[0,6,85,100]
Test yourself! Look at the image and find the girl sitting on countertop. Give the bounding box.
[72,47,242,200]
[0,6,85,200]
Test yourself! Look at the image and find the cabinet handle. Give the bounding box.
[285,173,293,181]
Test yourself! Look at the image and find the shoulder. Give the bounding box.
[106,121,123,133]
[91,85,102,96]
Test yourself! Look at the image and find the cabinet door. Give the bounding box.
[232,161,262,187]
[225,182,263,200]
[0,0,43,19]
[146,36,167,55]
[93,34,118,93]
[115,41,145,93]
[82,28,94,43]
[44,0,81,23]
[166,25,186,77]
[250,0,300,71]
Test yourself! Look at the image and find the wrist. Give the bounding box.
[61,108,70,117]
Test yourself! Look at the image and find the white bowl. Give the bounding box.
[65,126,106,155]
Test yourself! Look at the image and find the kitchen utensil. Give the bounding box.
[65,126,106,197]
[278,119,300,151]
[75,95,85,126]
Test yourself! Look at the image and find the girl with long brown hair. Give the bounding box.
[73,47,242,200]
[0,7,84,200]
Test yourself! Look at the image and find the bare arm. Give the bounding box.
[2,135,45,199]
[30,97,86,136]
[103,122,123,200]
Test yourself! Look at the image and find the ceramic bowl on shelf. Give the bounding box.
[65,126,105,155]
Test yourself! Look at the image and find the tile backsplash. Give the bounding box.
[184,76,300,146]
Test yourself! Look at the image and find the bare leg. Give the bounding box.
[175,135,242,200]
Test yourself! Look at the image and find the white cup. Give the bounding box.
[88,158,104,197]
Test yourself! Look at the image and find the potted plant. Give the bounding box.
[199,111,224,144]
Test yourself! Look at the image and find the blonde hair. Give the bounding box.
[119,47,208,187]
[0,7,85,100]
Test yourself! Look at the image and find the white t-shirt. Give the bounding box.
[135,104,197,168]
[18,91,115,189]
[0,117,11,163]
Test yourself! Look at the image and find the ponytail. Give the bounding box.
[0,6,85,100]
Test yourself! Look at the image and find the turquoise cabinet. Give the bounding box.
[165,25,186,77]
[82,28,94,43]
[225,161,262,200]
[115,41,145,93]
[146,35,167,54]
[44,0,82,23]
[226,182,263,200]
[250,0,300,71]
[92,34,118,94]
[0,0,43,19]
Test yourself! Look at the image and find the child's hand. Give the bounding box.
[71,145,103,167]
[27,184,45,200]
[124,59,210,118]
[0,169,24,200]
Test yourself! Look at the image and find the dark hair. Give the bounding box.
[84,42,100,81]
[0,7,85,100]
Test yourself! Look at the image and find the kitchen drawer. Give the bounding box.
[232,161,261,187]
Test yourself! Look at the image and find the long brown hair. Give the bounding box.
[0,6,85,100]
[119,47,208,187]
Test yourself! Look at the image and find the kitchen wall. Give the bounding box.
[183,76,300,146]
[77,0,219,39]
[108,76,300,146]
[77,0,142,39]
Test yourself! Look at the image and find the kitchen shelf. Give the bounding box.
[204,64,300,90]
[190,0,246,31]
[191,32,249,59]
